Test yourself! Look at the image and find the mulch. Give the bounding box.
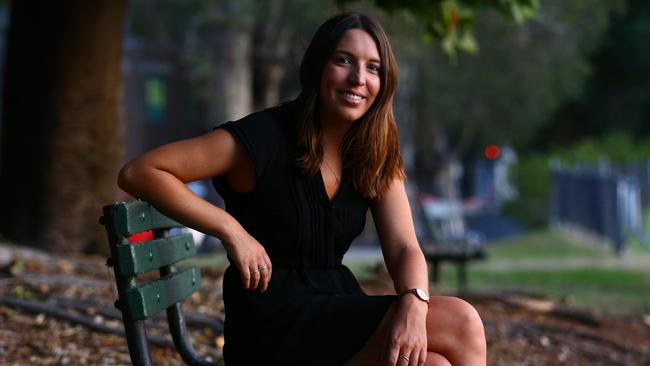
[0,244,648,365]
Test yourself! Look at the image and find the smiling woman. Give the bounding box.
[118,12,486,366]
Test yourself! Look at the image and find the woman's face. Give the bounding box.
[319,28,381,126]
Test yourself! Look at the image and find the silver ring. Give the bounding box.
[398,355,409,362]
[258,264,268,271]
[250,268,259,274]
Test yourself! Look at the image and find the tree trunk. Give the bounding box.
[252,0,292,110]
[220,27,253,121]
[0,0,127,254]
[184,1,254,124]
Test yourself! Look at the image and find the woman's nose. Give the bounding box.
[348,65,365,86]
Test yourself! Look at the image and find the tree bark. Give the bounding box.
[252,0,292,110]
[220,27,253,121]
[184,1,254,124]
[0,0,127,254]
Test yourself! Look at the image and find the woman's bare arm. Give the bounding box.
[119,129,241,241]
[118,129,272,292]
[371,179,428,295]
[371,179,429,365]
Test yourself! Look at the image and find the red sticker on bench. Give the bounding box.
[128,230,154,243]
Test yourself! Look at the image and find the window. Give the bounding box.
[144,76,167,123]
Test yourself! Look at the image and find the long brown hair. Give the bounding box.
[294,12,404,199]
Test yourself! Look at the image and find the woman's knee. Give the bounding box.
[427,296,486,351]
[451,298,485,345]
[425,352,452,366]
[455,297,484,337]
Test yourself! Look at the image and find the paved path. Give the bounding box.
[344,245,383,263]
[475,256,650,271]
[345,244,650,272]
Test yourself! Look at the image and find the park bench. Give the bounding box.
[416,195,487,293]
[422,241,486,294]
[100,201,216,366]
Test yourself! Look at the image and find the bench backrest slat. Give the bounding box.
[105,201,183,237]
[115,233,197,276]
[124,267,202,320]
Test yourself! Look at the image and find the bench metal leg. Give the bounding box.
[114,270,153,366]
[167,303,215,366]
[428,259,441,284]
[123,316,154,366]
[161,264,216,366]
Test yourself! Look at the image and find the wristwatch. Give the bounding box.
[401,288,430,304]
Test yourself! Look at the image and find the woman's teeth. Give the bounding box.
[342,91,362,100]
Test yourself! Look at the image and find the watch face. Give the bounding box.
[415,288,429,301]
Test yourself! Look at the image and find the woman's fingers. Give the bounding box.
[383,338,427,366]
[249,266,261,290]
[259,258,272,293]
[240,266,251,289]
[242,258,272,292]
[385,345,411,366]
[418,347,427,366]
[381,338,395,364]
[232,239,272,291]
[397,349,412,366]
[238,260,257,290]
[408,349,419,366]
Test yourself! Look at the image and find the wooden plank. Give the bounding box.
[115,233,196,276]
[103,201,183,237]
[124,268,202,320]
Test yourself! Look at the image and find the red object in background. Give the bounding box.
[128,230,154,243]
[484,145,501,160]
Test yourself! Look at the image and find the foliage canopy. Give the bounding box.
[338,0,539,56]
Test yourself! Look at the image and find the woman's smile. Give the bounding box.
[339,89,365,103]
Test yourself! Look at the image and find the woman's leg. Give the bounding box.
[424,296,486,365]
[426,352,452,366]
[346,296,486,366]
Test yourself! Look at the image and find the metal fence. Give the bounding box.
[550,163,645,253]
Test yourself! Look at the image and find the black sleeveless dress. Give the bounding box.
[212,102,396,365]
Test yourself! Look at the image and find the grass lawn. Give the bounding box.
[481,229,612,260]
[438,229,650,314]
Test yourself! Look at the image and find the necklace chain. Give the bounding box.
[323,157,341,186]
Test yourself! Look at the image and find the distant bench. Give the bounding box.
[414,194,487,293]
[422,242,486,294]
[100,200,216,366]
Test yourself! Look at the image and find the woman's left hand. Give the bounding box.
[383,295,429,366]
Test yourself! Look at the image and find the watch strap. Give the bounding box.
[401,288,430,303]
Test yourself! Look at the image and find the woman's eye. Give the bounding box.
[367,64,381,73]
[336,57,352,64]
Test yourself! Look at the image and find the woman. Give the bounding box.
[119,12,486,366]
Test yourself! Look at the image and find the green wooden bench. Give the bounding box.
[100,201,216,366]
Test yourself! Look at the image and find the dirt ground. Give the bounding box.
[0,244,649,365]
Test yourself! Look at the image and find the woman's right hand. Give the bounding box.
[222,228,272,293]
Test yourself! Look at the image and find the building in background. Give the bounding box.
[121,37,207,161]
